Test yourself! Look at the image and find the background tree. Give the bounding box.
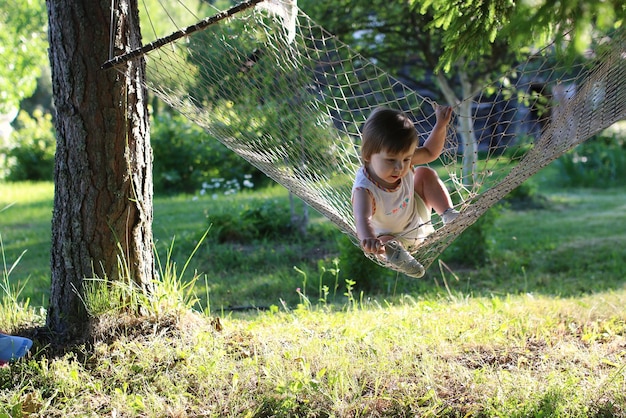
[299,0,624,186]
[0,0,49,177]
[182,4,339,235]
[426,0,625,72]
[46,0,154,339]
[300,0,518,185]
[0,0,48,116]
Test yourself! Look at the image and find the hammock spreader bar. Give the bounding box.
[101,0,265,70]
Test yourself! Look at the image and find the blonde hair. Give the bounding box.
[360,107,418,161]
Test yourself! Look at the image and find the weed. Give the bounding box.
[82,229,211,318]
[0,231,39,331]
[295,258,364,312]
[0,233,28,308]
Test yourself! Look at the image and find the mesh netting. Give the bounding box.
[105,0,626,273]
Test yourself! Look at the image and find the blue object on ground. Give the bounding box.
[0,333,33,364]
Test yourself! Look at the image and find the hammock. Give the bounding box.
[103,0,626,274]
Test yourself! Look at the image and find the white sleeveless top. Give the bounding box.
[352,166,434,250]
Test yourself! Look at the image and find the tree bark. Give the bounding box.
[46,0,154,339]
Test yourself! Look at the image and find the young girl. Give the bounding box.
[352,105,458,278]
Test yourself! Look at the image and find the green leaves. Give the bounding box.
[0,0,47,114]
[410,0,625,71]
[413,0,516,72]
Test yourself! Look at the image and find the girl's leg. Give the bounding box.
[413,166,453,215]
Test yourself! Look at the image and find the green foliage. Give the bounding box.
[207,198,294,243]
[504,0,624,54]
[337,235,390,291]
[555,133,626,188]
[0,0,48,114]
[411,0,624,72]
[417,0,517,72]
[302,0,439,81]
[304,0,624,76]
[442,205,502,268]
[503,178,550,210]
[1,110,56,181]
[184,11,343,183]
[150,111,266,194]
[502,134,535,162]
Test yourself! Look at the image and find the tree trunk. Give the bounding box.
[437,70,478,187]
[458,68,478,186]
[46,0,154,339]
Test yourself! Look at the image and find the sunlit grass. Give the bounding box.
[2,289,625,416]
[0,183,54,305]
[0,232,44,333]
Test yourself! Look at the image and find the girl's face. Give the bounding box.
[365,148,414,188]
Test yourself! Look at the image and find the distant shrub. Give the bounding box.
[555,133,626,188]
[503,178,549,210]
[207,199,294,243]
[151,112,269,194]
[441,204,502,268]
[337,235,391,291]
[2,110,56,181]
[503,134,534,162]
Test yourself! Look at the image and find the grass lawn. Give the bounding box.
[0,182,54,307]
[1,180,624,308]
[1,180,625,416]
